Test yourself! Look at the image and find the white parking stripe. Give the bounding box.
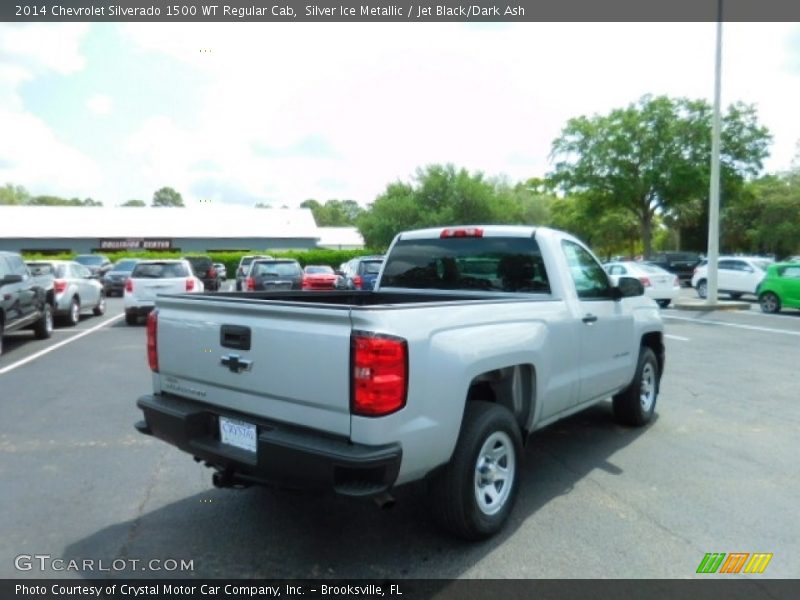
[665,334,690,341]
[663,314,800,337]
[0,314,125,376]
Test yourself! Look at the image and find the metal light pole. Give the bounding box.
[706,0,723,305]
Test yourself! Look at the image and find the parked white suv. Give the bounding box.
[691,256,773,299]
[124,260,204,325]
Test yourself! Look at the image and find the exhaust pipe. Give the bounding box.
[373,491,396,510]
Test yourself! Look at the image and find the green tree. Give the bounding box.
[549,95,771,256]
[152,186,185,207]
[28,195,102,206]
[358,164,510,248]
[0,183,31,205]
[121,199,146,207]
[301,198,364,226]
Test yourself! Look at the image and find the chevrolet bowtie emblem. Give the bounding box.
[220,354,253,373]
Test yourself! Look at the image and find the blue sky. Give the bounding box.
[2,22,800,208]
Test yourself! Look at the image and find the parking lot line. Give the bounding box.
[663,314,800,337]
[0,314,125,376]
[664,334,690,341]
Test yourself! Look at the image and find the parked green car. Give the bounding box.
[756,263,800,313]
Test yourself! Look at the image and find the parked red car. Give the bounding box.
[302,265,339,290]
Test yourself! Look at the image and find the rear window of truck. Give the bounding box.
[381,237,550,293]
[132,262,190,278]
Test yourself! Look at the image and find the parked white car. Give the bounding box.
[124,259,204,325]
[26,260,106,325]
[691,256,773,299]
[604,261,680,308]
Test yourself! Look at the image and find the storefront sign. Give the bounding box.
[99,239,173,250]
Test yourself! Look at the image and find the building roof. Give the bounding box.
[0,206,319,239]
[316,226,365,248]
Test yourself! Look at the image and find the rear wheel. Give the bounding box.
[759,292,780,314]
[613,347,659,427]
[656,299,671,308]
[428,401,522,540]
[66,297,80,326]
[33,303,53,340]
[125,311,138,326]
[696,279,708,299]
[93,292,106,316]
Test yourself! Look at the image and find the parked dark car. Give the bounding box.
[336,255,385,290]
[74,254,113,277]
[182,256,220,291]
[235,255,273,291]
[245,259,303,291]
[102,258,140,296]
[644,252,701,287]
[1,251,53,355]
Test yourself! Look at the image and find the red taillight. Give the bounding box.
[440,227,484,238]
[54,279,68,294]
[208,267,216,278]
[639,276,652,287]
[352,333,407,417]
[125,278,133,293]
[354,275,363,289]
[185,278,195,292]
[302,276,310,289]
[146,311,158,372]
[246,277,255,291]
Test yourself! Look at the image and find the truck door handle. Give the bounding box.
[582,313,598,324]
[220,325,251,350]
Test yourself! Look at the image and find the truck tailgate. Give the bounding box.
[154,296,353,436]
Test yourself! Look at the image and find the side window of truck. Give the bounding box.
[562,241,612,300]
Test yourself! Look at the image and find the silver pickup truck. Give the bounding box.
[135,225,664,539]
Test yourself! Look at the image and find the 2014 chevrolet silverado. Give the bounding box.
[135,226,664,539]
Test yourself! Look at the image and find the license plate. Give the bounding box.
[219,416,257,453]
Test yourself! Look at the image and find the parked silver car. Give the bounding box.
[26,260,106,326]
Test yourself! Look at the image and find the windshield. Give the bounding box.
[360,260,384,275]
[752,259,772,271]
[381,237,550,293]
[252,261,301,277]
[75,255,104,265]
[305,266,334,274]
[131,262,189,278]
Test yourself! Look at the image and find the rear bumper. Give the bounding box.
[136,393,402,496]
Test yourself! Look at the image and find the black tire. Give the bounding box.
[125,311,138,326]
[33,303,53,340]
[0,320,4,356]
[613,347,659,427]
[656,299,671,308]
[428,401,522,540]
[696,279,707,299]
[93,292,106,316]
[759,292,781,314]
[66,297,80,326]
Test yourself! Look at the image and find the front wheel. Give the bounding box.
[66,297,80,326]
[759,292,781,314]
[93,293,106,316]
[428,401,522,540]
[33,303,53,340]
[696,279,708,299]
[613,347,659,427]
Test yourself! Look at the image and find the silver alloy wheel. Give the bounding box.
[760,293,778,313]
[45,305,53,334]
[697,281,707,299]
[71,299,80,324]
[640,362,656,412]
[97,295,106,313]
[474,431,515,516]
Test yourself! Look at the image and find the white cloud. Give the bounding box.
[86,94,113,115]
[0,24,89,75]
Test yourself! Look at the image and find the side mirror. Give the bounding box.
[0,274,24,287]
[610,275,644,300]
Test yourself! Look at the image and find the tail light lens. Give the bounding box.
[246,277,255,291]
[54,279,68,294]
[440,227,484,238]
[351,333,408,417]
[208,267,216,278]
[354,275,363,289]
[185,278,195,292]
[302,276,310,289]
[146,311,158,372]
[124,278,133,293]
[639,277,652,287]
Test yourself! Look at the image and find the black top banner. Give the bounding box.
[3,0,800,22]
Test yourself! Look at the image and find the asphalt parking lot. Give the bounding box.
[1,288,798,580]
